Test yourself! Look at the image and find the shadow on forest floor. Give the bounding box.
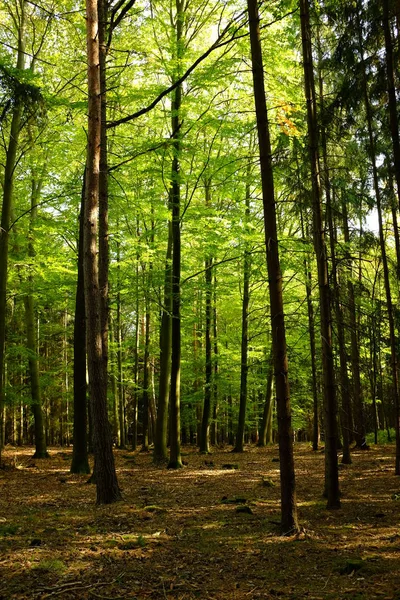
[0,443,399,599]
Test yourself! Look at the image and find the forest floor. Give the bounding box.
[0,444,399,600]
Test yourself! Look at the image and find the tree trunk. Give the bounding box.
[299,204,319,452]
[341,195,366,449]
[0,6,25,464]
[168,0,184,470]
[211,271,219,446]
[383,0,400,217]
[258,349,274,447]
[233,179,250,453]
[200,254,213,453]
[300,0,340,509]
[153,223,172,463]
[141,294,150,452]
[248,0,299,533]
[356,3,400,474]
[98,0,109,387]
[84,0,121,503]
[71,174,90,473]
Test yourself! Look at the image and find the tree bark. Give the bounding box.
[356,3,400,474]
[71,173,90,473]
[0,4,25,464]
[233,179,250,453]
[153,222,172,463]
[248,0,299,533]
[84,0,121,503]
[168,0,184,470]
[300,0,340,508]
[258,349,274,447]
[200,254,213,453]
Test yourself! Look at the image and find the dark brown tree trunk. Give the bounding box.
[0,7,25,463]
[258,349,274,447]
[211,271,219,446]
[84,0,121,503]
[154,223,172,463]
[317,58,352,463]
[341,196,366,449]
[71,173,90,473]
[168,0,184,470]
[200,255,213,453]
[141,294,151,452]
[98,0,109,386]
[300,0,340,509]
[248,0,299,533]
[299,204,319,452]
[383,0,400,217]
[233,180,250,453]
[23,174,48,459]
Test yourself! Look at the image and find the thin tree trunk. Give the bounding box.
[258,349,274,447]
[383,0,400,217]
[233,179,250,453]
[71,176,90,472]
[98,0,109,387]
[299,204,319,452]
[341,195,366,448]
[168,0,184,469]
[0,5,25,465]
[24,175,47,458]
[211,271,219,446]
[200,255,212,453]
[154,223,172,463]
[248,0,299,533]
[300,0,340,509]
[142,294,150,451]
[317,57,352,463]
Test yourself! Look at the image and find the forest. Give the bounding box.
[1,0,400,598]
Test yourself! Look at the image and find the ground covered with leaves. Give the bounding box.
[0,444,399,600]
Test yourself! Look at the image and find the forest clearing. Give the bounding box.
[1,443,400,600]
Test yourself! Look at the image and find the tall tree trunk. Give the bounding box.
[84,0,121,503]
[211,271,219,446]
[299,201,319,452]
[258,348,274,447]
[200,254,213,453]
[98,0,109,385]
[153,222,172,463]
[300,0,340,509]
[383,0,400,217]
[23,175,48,458]
[341,195,366,448]
[71,173,90,473]
[356,4,400,474]
[168,0,184,470]
[0,4,25,463]
[116,238,126,448]
[248,0,299,533]
[233,179,250,453]
[317,58,352,463]
[142,293,150,451]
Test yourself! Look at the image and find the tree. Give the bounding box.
[300,0,340,509]
[84,0,121,503]
[247,0,299,534]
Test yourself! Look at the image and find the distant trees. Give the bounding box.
[1,0,400,510]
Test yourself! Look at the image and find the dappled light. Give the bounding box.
[1,443,400,599]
